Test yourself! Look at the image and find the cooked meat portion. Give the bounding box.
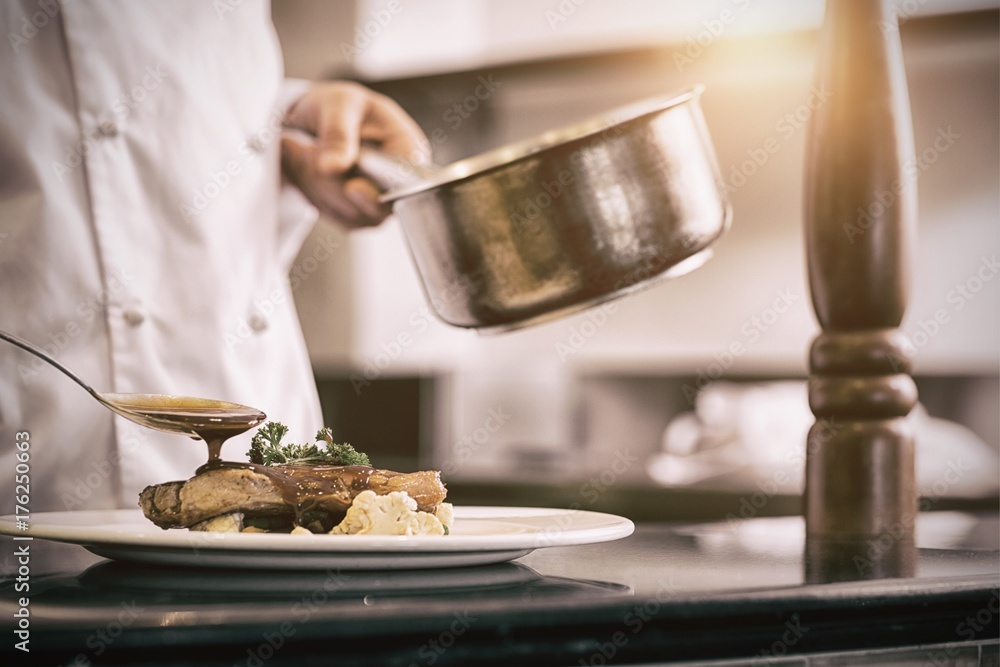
[138,463,447,531]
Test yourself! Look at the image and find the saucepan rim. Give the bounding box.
[381,85,705,202]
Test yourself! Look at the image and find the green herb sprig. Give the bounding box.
[248,421,371,467]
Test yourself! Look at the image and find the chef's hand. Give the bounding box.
[281,81,430,228]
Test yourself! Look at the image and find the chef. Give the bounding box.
[0,1,428,513]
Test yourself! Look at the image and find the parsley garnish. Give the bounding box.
[248,421,371,467]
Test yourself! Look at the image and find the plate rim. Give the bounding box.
[0,506,635,555]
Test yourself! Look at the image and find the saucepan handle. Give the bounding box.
[354,147,434,198]
[281,125,430,198]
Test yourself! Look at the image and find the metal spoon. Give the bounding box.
[0,329,266,459]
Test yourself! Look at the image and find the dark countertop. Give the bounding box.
[2,512,997,666]
[445,480,1000,522]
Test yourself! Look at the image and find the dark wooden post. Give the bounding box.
[803,0,919,581]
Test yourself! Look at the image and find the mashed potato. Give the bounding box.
[329,490,454,536]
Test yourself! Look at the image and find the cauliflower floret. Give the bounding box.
[330,490,446,536]
[435,502,454,533]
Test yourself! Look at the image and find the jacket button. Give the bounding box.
[248,312,268,331]
[98,120,120,138]
[246,134,266,153]
[123,309,145,326]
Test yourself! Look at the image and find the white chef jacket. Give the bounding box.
[0,0,324,513]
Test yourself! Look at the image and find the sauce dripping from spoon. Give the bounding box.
[0,329,267,459]
[0,327,380,530]
[109,397,360,529]
[102,393,266,461]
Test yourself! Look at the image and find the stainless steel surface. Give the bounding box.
[361,86,731,331]
[5,513,997,664]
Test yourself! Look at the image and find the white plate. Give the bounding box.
[0,507,634,570]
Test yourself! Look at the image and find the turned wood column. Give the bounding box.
[803,0,918,581]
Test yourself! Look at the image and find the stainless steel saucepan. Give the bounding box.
[359,85,731,332]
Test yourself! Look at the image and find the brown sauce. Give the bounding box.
[113,395,376,530]
[106,394,266,461]
[196,460,376,528]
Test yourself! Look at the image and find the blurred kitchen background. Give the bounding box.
[273,0,999,518]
